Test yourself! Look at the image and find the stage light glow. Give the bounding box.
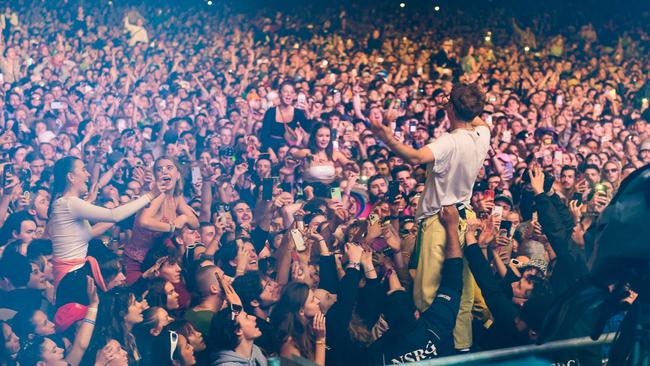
[400,3,406,8]
[434,5,440,11]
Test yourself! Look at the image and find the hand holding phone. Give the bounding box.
[290,229,306,252]
[262,178,274,201]
[330,187,342,202]
[191,166,202,185]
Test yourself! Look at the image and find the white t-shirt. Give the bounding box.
[415,125,491,220]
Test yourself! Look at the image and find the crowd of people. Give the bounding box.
[1,0,649,365]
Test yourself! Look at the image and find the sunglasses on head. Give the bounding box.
[168,330,178,361]
[230,303,243,321]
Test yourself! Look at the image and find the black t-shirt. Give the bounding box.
[260,107,311,151]
[369,259,463,365]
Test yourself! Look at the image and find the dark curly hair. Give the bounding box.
[232,271,264,313]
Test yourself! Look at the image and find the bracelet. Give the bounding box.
[83,318,95,325]
[315,340,326,345]
[87,307,98,313]
[347,262,361,270]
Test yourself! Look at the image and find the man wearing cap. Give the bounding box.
[370,83,491,351]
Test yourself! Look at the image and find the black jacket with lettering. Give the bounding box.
[368,258,463,365]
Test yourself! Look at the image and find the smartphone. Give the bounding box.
[262,178,274,201]
[330,187,342,202]
[502,130,512,143]
[500,220,513,237]
[142,129,152,140]
[491,205,503,221]
[191,166,202,185]
[553,151,563,164]
[290,229,306,252]
[21,169,31,195]
[51,101,64,110]
[368,213,379,226]
[297,93,306,104]
[2,164,14,188]
[116,119,127,132]
[388,181,400,201]
[572,192,583,205]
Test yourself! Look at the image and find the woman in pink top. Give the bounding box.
[123,157,199,285]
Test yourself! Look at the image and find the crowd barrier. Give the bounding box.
[270,332,616,366]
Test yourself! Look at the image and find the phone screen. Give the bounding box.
[191,167,202,185]
[3,165,14,188]
[572,192,583,205]
[330,187,342,202]
[388,181,400,201]
[262,178,274,201]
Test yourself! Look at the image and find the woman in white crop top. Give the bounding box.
[47,156,163,295]
[290,122,351,184]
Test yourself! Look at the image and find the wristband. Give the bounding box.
[83,318,95,325]
[315,339,326,345]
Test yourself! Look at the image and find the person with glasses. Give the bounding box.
[146,328,196,366]
[601,160,622,191]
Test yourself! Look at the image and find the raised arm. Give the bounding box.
[65,277,99,366]
[176,199,200,229]
[134,194,171,232]
[67,193,155,223]
[369,118,434,165]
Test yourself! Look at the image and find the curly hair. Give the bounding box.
[450,83,486,122]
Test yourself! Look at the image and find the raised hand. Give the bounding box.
[528,163,545,195]
[345,242,363,263]
[142,257,166,279]
[86,276,99,306]
[313,312,327,341]
[440,205,460,230]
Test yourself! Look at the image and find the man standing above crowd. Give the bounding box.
[370,83,491,352]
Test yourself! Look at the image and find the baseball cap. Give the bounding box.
[640,139,650,152]
[54,303,88,333]
[494,195,514,209]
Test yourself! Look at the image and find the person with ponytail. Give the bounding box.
[47,156,163,304]
[123,156,199,286]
